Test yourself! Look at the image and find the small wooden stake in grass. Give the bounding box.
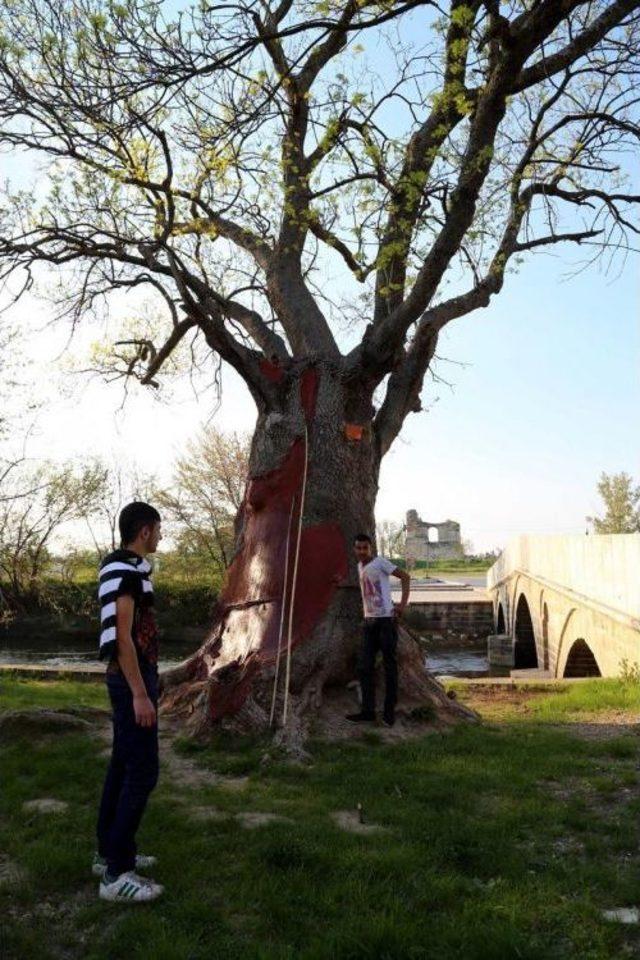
[357,802,364,824]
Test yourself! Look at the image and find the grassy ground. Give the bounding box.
[394,559,493,577]
[1,677,640,960]
[427,563,492,576]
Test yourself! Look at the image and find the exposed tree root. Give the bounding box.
[160,626,477,753]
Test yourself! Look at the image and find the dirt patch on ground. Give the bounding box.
[549,836,586,857]
[547,718,639,741]
[455,686,640,739]
[3,882,97,953]
[602,907,640,924]
[187,805,229,822]
[235,812,292,828]
[98,715,250,800]
[540,773,640,821]
[158,720,250,794]
[0,855,27,885]
[22,798,69,814]
[330,809,389,835]
[160,736,222,790]
[455,685,550,716]
[161,735,250,793]
[315,712,449,743]
[0,708,105,741]
[218,776,250,791]
[310,685,467,744]
[182,802,292,827]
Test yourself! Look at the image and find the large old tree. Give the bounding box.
[0,0,638,738]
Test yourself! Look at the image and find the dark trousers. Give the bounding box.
[97,668,159,877]
[359,617,398,717]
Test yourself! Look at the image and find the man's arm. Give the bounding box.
[391,567,411,616]
[115,595,156,728]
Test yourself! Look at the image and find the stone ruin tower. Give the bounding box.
[405,509,463,562]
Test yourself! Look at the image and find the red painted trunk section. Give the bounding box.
[299,367,319,422]
[197,369,348,721]
[258,358,285,383]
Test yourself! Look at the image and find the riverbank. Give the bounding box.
[2,676,640,959]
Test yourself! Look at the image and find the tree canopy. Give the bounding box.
[154,429,250,570]
[588,470,640,533]
[0,0,638,454]
[0,458,105,609]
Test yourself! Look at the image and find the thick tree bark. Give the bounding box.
[161,361,474,744]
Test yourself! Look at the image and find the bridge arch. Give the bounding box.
[496,602,506,634]
[487,535,640,678]
[556,607,604,678]
[514,593,538,668]
[563,639,602,678]
[510,575,523,622]
[556,607,577,677]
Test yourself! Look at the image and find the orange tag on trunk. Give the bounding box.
[344,423,364,441]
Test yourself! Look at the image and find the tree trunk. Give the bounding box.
[161,361,475,745]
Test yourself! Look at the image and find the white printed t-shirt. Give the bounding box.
[358,556,396,618]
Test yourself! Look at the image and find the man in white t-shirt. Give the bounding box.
[346,533,411,727]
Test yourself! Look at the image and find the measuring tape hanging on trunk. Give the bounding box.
[281,422,309,727]
[269,498,295,728]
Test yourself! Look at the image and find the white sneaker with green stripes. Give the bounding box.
[99,870,163,902]
[92,852,157,878]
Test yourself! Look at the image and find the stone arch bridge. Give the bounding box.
[487,535,640,678]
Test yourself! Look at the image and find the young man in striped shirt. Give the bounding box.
[94,501,164,902]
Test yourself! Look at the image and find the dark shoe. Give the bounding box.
[345,712,375,723]
[383,713,395,727]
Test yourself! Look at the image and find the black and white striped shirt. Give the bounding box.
[98,549,154,662]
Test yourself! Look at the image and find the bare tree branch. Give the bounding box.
[0,0,637,449]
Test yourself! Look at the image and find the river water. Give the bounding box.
[0,644,188,671]
[425,647,491,677]
[1,640,495,677]
[3,574,497,676]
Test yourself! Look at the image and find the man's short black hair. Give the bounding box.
[119,501,161,546]
[354,532,372,544]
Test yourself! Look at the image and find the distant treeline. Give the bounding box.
[0,430,248,626]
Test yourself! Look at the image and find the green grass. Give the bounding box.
[0,676,109,711]
[447,678,640,724]
[427,563,491,575]
[526,679,640,721]
[1,677,640,959]
[393,558,492,575]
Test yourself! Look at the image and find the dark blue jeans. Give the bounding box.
[97,668,159,877]
[359,617,398,717]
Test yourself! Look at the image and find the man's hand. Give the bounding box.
[392,568,411,619]
[133,693,157,728]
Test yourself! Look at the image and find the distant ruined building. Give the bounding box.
[405,509,463,563]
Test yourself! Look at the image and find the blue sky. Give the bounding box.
[376,245,638,550]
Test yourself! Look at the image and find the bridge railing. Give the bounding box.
[487,534,640,618]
